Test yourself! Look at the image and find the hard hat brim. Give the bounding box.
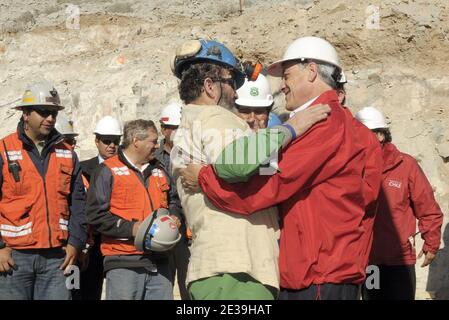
[235,99,273,108]
[134,212,157,252]
[150,233,182,252]
[267,58,297,77]
[268,57,342,78]
[14,104,65,111]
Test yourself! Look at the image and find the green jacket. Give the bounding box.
[214,125,292,182]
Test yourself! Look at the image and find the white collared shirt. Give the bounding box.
[98,155,105,164]
[122,151,149,173]
[289,96,320,118]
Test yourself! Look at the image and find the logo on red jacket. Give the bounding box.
[388,179,402,189]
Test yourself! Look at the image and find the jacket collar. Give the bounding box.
[17,119,63,153]
[382,142,403,172]
[312,89,340,106]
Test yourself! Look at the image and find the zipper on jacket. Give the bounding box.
[142,173,155,220]
[42,165,53,248]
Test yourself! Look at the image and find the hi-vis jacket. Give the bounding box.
[0,121,87,250]
[369,142,443,265]
[86,150,172,256]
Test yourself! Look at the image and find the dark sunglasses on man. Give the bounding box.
[31,106,58,119]
[65,137,77,147]
[100,137,120,146]
[212,77,237,90]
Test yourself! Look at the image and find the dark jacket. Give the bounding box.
[154,139,185,238]
[0,120,87,250]
[80,156,100,183]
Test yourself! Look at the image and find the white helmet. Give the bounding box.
[134,208,181,252]
[355,106,388,130]
[268,36,341,77]
[55,113,78,136]
[235,74,274,108]
[160,103,182,126]
[94,116,123,136]
[15,80,64,110]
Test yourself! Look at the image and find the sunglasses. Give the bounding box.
[213,77,237,90]
[99,138,120,146]
[65,137,77,146]
[31,107,58,118]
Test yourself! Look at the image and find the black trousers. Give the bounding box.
[280,283,360,300]
[169,237,191,300]
[72,234,104,300]
[362,265,416,300]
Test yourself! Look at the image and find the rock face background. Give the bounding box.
[1,0,448,299]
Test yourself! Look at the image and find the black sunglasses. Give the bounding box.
[31,107,58,118]
[213,77,237,90]
[99,138,120,146]
[65,137,77,146]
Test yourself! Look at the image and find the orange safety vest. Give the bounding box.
[101,155,170,256]
[0,132,74,249]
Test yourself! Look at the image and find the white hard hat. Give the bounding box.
[355,106,388,130]
[55,113,78,136]
[235,74,274,108]
[15,80,64,110]
[134,208,181,252]
[94,116,123,136]
[268,36,342,77]
[160,103,182,126]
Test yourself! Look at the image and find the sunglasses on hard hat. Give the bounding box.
[99,137,120,146]
[31,107,58,119]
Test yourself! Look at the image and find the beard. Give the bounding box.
[217,93,235,111]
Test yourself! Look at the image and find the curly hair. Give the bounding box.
[178,62,224,104]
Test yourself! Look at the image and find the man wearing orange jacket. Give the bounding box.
[0,81,87,300]
[356,106,443,300]
[86,119,180,300]
[181,37,383,300]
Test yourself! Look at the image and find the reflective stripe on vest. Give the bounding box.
[101,155,170,256]
[0,132,74,249]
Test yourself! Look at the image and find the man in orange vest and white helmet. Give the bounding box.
[0,81,87,300]
[86,119,181,300]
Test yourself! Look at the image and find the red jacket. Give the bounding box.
[369,142,443,265]
[198,90,383,289]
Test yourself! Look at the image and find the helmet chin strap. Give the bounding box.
[216,81,224,107]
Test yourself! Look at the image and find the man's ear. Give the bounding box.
[132,137,139,148]
[307,62,318,82]
[203,77,217,99]
[22,111,29,121]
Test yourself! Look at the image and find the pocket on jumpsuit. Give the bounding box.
[0,208,36,247]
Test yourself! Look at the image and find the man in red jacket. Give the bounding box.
[181,37,383,300]
[355,106,443,300]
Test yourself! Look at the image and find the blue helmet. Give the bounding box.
[267,112,283,128]
[173,39,246,89]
